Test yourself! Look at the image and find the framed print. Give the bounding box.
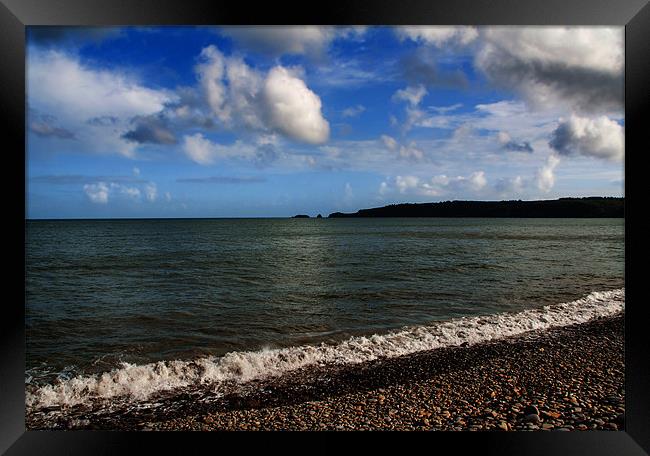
[1,0,649,454]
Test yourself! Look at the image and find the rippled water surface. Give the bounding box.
[26,218,624,384]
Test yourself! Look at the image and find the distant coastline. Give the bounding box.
[328,197,624,218]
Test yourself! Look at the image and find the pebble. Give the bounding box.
[33,314,623,432]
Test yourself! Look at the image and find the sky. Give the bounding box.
[26,26,625,218]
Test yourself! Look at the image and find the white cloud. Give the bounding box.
[452,124,474,141]
[195,46,329,145]
[536,155,561,192]
[392,85,427,107]
[380,134,398,151]
[392,85,429,132]
[395,175,421,193]
[342,105,366,118]
[344,182,354,202]
[83,182,109,204]
[182,133,221,165]
[398,142,425,161]
[379,135,425,162]
[497,131,511,144]
[181,133,272,166]
[83,180,163,204]
[132,167,141,176]
[396,26,478,47]
[115,183,141,200]
[429,103,463,114]
[549,114,624,161]
[495,175,526,195]
[262,66,330,144]
[145,183,157,202]
[467,171,488,190]
[384,171,488,197]
[29,50,172,121]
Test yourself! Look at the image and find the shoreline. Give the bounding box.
[28,313,624,431]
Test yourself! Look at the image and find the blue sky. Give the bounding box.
[26,26,624,218]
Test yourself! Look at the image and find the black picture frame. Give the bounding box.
[2,0,648,454]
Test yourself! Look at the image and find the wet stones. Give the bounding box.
[39,314,624,432]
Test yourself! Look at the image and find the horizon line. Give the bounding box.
[25,196,624,221]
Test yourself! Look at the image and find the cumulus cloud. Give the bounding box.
[83,182,110,204]
[383,171,487,197]
[536,155,561,192]
[395,26,478,47]
[196,45,329,145]
[262,66,330,144]
[82,180,162,204]
[116,183,141,200]
[475,27,623,113]
[182,133,221,165]
[549,115,624,161]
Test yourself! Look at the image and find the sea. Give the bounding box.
[25,217,625,424]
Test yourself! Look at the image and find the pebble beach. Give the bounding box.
[36,313,623,432]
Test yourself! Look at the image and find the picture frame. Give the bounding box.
[2,0,648,453]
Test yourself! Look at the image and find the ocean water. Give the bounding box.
[25,218,624,413]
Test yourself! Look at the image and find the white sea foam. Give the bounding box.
[26,288,624,410]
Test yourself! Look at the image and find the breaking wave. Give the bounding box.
[26,288,624,411]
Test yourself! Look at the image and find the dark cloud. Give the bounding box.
[122,116,177,145]
[162,87,218,130]
[176,176,266,184]
[87,116,119,127]
[548,123,573,155]
[503,140,533,153]
[253,144,279,168]
[479,55,623,113]
[29,111,75,139]
[30,121,76,140]
[399,49,468,89]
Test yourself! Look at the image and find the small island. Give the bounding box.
[329,197,623,218]
[292,214,310,218]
